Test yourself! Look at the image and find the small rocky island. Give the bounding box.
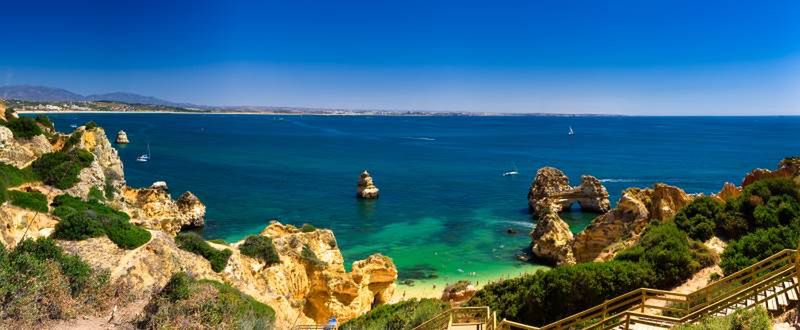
[115,130,129,144]
[357,170,380,199]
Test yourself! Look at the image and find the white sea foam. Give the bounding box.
[501,220,535,229]
[404,136,436,141]
[599,178,639,183]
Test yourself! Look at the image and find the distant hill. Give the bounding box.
[0,85,193,108]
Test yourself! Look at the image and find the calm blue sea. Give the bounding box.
[40,114,800,282]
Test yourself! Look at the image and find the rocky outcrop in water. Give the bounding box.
[527,167,610,264]
[572,183,693,262]
[115,130,129,144]
[528,167,610,215]
[357,170,380,199]
[120,182,205,234]
[530,212,575,265]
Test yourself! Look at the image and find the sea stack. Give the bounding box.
[116,130,130,144]
[357,170,380,199]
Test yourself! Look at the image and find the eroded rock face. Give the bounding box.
[57,221,397,328]
[742,157,800,187]
[120,183,205,234]
[530,212,575,265]
[65,127,126,200]
[528,167,610,215]
[715,182,742,202]
[0,126,53,168]
[357,170,380,199]
[0,203,59,248]
[441,280,477,304]
[572,183,692,263]
[528,167,610,264]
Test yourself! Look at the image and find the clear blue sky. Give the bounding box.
[1,0,799,114]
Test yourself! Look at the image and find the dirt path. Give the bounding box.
[47,298,149,330]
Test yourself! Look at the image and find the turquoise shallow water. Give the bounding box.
[39,114,800,282]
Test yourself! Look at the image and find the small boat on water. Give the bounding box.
[136,143,151,162]
[502,163,519,177]
[568,126,575,136]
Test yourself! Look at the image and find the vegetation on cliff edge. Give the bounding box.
[0,238,118,326]
[175,232,233,272]
[341,298,449,330]
[31,149,94,189]
[239,235,280,266]
[137,272,275,329]
[51,194,151,249]
[7,189,48,212]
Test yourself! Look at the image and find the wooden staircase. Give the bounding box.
[413,249,800,330]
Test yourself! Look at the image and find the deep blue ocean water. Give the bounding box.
[40,114,800,283]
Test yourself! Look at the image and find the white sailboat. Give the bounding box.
[136,143,151,162]
[568,126,575,136]
[502,163,519,177]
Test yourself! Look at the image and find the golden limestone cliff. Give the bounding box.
[56,221,397,327]
[528,166,694,265]
[527,167,610,265]
[571,183,693,262]
[0,123,398,328]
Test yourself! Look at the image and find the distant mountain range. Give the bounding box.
[0,85,196,108]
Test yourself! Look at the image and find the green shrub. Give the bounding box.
[51,195,151,249]
[674,306,770,330]
[7,190,48,212]
[3,117,43,139]
[63,131,82,150]
[34,115,54,130]
[467,260,654,326]
[175,232,232,272]
[301,223,317,232]
[138,272,275,328]
[0,162,38,187]
[301,245,326,268]
[88,186,105,202]
[720,226,799,274]
[52,213,106,241]
[341,298,449,330]
[673,197,725,241]
[4,107,14,119]
[31,149,94,189]
[84,121,98,130]
[161,272,191,301]
[239,235,280,266]
[0,238,111,326]
[616,223,712,288]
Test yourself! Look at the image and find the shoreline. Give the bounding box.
[390,264,547,302]
[16,110,625,117]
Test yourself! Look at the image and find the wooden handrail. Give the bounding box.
[415,248,799,330]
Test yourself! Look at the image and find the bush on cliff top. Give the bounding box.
[2,116,43,139]
[341,298,449,330]
[51,195,151,249]
[616,223,715,288]
[137,272,275,329]
[239,235,280,266]
[0,238,113,326]
[7,190,48,212]
[31,149,94,189]
[175,232,232,272]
